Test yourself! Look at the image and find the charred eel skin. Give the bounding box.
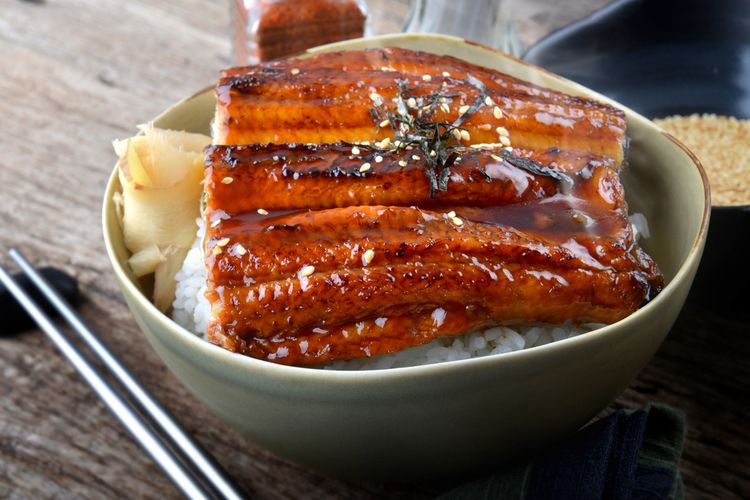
[204,144,624,213]
[214,48,626,163]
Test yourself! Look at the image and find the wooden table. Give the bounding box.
[0,1,747,498]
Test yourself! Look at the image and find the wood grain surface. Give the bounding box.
[0,0,747,498]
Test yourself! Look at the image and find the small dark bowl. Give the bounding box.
[524,0,750,311]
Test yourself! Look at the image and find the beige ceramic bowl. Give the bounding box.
[102,34,709,480]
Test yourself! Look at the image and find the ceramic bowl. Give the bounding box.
[102,33,709,480]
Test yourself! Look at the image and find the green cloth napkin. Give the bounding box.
[439,404,685,500]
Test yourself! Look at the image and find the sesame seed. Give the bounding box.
[369,93,382,103]
[221,177,234,184]
[379,119,390,128]
[299,265,315,277]
[459,105,470,114]
[491,154,501,161]
[460,129,471,141]
[653,114,750,206]
[210,219,221,228]
[359,163,371,172]
[398,160,407,166]
[257,208,269,215]
[212,246,222,255]
[479,124,492,131]
[452,129,462,141]
[290,68,300,75]
[379,137,391,148]
[447,210,456,218]
[500,136,511,146]
[493,107,503,119]
[430,150,437,157]
[484,96,493,106]
[504,146,513,151]
[451,216,463,226]
[455,156,462,162]
[407,97,417,108]
[394,140,402,147]
[422,74,432,81]
[496,126,509,136]
[351,146,360,155]
[412,155,421,161]
[217,237,230,247]
[375,155,383,163]
[235,244,247,256]
[439,97,448,103]
[363,249,375,265]
[442,71,451,77]
[440,103,450,113]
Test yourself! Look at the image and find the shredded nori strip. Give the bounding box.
[351,73,571,196]
[498,149,574,190]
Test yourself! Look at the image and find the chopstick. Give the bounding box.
[0,249,245,500]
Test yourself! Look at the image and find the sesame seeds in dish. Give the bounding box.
[654,114,750,206]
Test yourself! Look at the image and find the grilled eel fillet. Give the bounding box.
[204,146,663,366]
[214,48,627,163]
[204,144,623,213]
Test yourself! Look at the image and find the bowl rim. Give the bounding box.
[102,33,711,382]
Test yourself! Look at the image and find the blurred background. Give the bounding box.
[231,0,612,65]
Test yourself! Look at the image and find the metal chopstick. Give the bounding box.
[0,262,210,499]
[10,249,244,500]
[2,250,245,500]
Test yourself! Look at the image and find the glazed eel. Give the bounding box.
[203,145,661,365]
[214,48,627,163]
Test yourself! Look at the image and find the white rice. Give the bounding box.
[323,322,603,370]
[172,215,647,370]
[172,220,210,336]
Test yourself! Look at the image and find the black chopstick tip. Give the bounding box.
[0,266,80,336]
